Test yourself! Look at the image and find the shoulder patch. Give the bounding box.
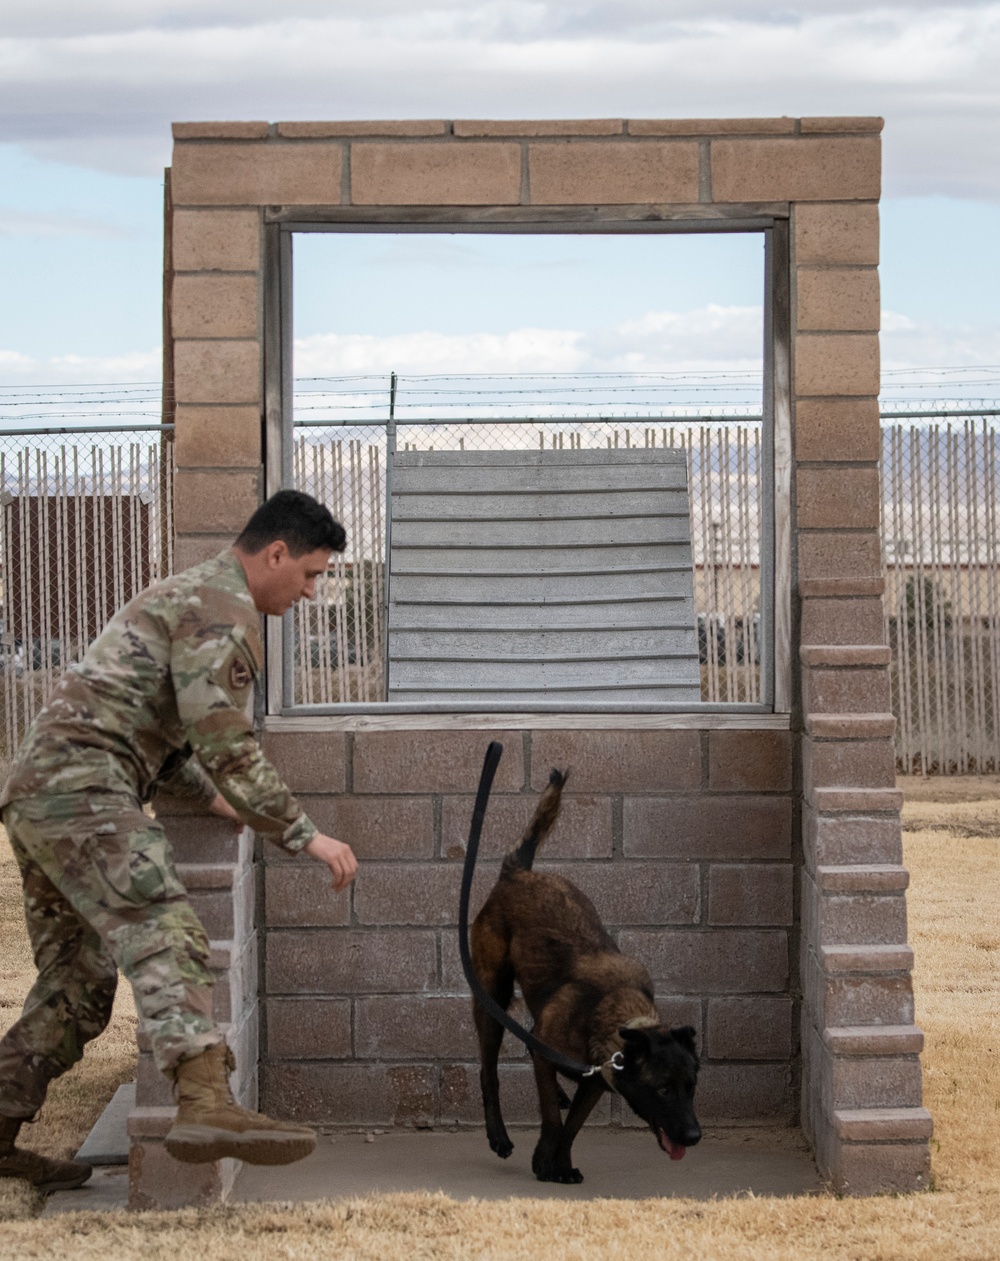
[230,657,253,691]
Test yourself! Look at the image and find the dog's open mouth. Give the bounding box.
[657,1129,686,1161]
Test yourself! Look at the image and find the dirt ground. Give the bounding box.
[0,777,997,1259]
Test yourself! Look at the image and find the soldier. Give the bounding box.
[0,489,358,1191]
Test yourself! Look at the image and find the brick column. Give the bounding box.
[170,137,269,571]
[127,794,259,1209]
[793,197,932,1193]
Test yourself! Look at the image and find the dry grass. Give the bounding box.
[0,779,996,1258]
[901,777,1000,1199]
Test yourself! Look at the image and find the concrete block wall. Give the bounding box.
[127,793,259,1209]
[161,114,929,1196]
[166,114,882,568]
[792,189,931,1193]
[259,727,796,1128]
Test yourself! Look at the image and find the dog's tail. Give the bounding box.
[502,768,568,875]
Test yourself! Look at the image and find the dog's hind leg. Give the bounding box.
[472,961,516,1159]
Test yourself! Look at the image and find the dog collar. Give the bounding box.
[597,1051,626,1090]
[593,1014,659,1089]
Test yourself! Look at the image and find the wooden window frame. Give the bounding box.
[262,207,791,722]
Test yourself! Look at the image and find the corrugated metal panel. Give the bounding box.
[386,449,700,703]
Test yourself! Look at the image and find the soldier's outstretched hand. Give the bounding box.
[304,833,358,892]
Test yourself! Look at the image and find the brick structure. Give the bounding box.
[154,116,930,1201]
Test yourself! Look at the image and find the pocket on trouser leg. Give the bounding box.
[84,820,186,911]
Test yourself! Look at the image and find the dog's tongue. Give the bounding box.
[658,1129,686,1161]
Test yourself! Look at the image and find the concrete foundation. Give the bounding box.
[45,1126,821,1214]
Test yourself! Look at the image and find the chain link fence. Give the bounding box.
[291,377,764,708]
[1,382,996,774]
[0,425,173,766]
[882,404,1000,773]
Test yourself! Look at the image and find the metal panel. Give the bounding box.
[392,488,690,522]
[263,221,289,716]
[389,601,695,632]
[390,627,698,658]
[386,449,700,703]
[392,512,690,544]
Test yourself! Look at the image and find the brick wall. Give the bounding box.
[258,727,796,1127]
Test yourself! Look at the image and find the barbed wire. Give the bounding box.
[0,369,998,430]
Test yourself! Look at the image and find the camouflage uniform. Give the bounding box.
[0,550,317,1120]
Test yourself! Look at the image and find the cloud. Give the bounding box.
[0,205,129,237]
[295,303,1000,401]
[365,239,501,270]
[0,3,999,198]
[881,309,1000,380]
[295,328,587,377]
[0,348,161,387]
[4,1,1000,39]
[2,302,999,398]
[581,306,763,373]
[293,304,764,378]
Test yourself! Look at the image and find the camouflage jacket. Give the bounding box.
[0,550,317,853]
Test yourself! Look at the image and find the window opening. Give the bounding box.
[284,229,769,711]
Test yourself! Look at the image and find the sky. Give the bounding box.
[1,1,1000,404]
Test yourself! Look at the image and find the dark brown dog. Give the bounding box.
[471,769,702,1184]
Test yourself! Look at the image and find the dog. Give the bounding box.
[471,768,702,1184]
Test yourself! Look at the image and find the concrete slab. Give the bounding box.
[41,1166,130,1217]
[234,1128,821,1203]
[76,1082,135,1166]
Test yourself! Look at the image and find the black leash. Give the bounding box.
[458,740,602,1081]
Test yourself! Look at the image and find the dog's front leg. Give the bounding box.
[553,1075,604,1178]
[530,1056,582,1184]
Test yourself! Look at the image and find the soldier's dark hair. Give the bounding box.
[235,490,346,557]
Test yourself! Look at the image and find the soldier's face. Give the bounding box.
[253,543,332,615]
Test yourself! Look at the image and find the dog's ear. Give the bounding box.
[619,1026,652,1058]
[670,1025,698,1055]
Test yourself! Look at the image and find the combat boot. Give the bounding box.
[0,1116,92,1193]
[164,1043,316,1166]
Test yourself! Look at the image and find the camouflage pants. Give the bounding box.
[0,792,222,1119]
